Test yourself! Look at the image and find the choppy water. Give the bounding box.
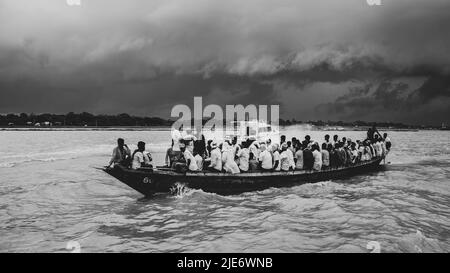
[0,128,449,253]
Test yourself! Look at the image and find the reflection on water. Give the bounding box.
[0,129,449,252]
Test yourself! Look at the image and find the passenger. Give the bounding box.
[183,142,199,172]
[280,135,286,146]
[345,144,353,165]
[350,142,358,163]
[249,138,260,160]
[206,139,213,157]
[108,138,131,168]
[258,144,273,172]
[312,143,322,171]
[272,144,281,171]
[295,143,304,170]
[324,134,331,146]
[302,135,312,148]
[332,135,339,148]
[249,152,259,172]
[367,125,381,142]
[383,133,391,151]
[237,142,250,172]
[193,142,204,171]
[207,142,222,172]
[321,143,330,168]
[290,137,297,151]
[165,139,183,168]
[266,139,273,153]
[337,143,347,166]
[303,146,314,170]
[131,141,152,170]
[222,142,240,174]
[329,145,339,168]
[280,143,291,171]
[286,141,296,170]
[171,126,183,152]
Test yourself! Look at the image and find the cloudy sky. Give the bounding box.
[0,0,449,125]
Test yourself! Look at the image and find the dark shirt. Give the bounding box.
[303,149,314,170]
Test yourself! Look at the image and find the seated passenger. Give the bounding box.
[258,144,273,171]
[249,152,259,172]
[321,143,330,168]
[272,144,281,171]
[131,141,152,170]
[108,138,131,168]
[183,143,199,171]
[312,143,322,171]
[222,142,240,174]
[207,142,222,172]
[303,146,314,170]
[286,141,296,169]
[237,142,250,172]
[280,143,291,171]
[295,143,304,170]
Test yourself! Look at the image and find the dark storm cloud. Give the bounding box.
[0,0,449,124]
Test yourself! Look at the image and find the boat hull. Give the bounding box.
[103,158,384,196]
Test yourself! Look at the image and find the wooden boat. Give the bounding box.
[102,157,385,196]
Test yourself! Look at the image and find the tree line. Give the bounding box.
[0,112,424,128]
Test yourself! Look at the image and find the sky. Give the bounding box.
[0,0,449,125]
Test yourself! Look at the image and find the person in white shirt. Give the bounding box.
[237,143,250,172]
[222,142,240,174]
[312,144,322,171]
[280,143,291,171]
[272,144,281,171]
[131,141,152,170]
[286,142,296,170]
[258,144,273,171]
[321,143,330,168]
[208,142,222,172]
[183,146,199,171]
[171,127,183,152]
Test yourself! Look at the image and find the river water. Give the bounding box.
[0,128,449,252]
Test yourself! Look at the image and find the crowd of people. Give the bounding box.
[108,126,391,173]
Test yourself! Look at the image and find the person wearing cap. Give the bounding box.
[258,143,273,171]
[131,141,152,170]
[207,141,222,172]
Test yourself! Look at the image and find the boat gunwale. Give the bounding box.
[128,157,383,178]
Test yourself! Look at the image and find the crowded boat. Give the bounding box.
[107,125,391,175]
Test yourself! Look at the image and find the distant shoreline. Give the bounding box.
[0,126,435,132]
[0,126,172,131]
